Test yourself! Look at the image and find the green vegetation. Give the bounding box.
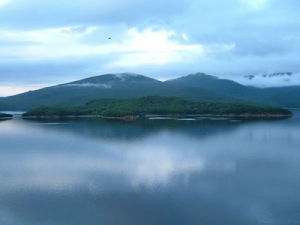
[0,112,12,119]
[2,73,300,110]
[23,96,292,119]
[0,74,230,111]
[166,73,300,108]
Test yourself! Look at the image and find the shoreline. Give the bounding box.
[0,117,13,120]
[0,117,12,120]
[22,113,293,121]
[0,113,13,120]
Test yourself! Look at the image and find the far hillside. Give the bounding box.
[23,96,292,119]
[1,72,300,110]
[166,73,300,107]
[0,73,230,110]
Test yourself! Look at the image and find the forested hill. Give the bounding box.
[1,72,300,110]
[165,73,300,107]
[0,73,230,110]
[23,96,292,119]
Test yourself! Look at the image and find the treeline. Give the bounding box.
[0,113,12,119]
[23,96,292,118]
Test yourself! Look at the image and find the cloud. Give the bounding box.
[62,83,112,88]
[0,0,10,7]
[0,25,205,63]
[0,0,191,29]
[0,0,300,96]
[109,28,205,67]
[234,72,300,88]
[240,0,269,11]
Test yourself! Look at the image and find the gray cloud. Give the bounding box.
[0,0,300,95]
[0,0,191,29]
[0,54,120,84]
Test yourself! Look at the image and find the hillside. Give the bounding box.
[165,73,300,107]
[165,73,254,96]
[1,72,300,110]
[23,96,292,119]
[0,73,230,110]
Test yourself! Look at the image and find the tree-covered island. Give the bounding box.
[0,112,13,119]
[23,96,292,120]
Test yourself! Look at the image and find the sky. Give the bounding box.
[0,0,299,96]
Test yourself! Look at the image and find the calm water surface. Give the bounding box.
[1,111,300,225]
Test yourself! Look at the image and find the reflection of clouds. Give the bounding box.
[0,144,206,192]
[2,116,300,195]
[0,136,240,192]
[126,146,205,187]
[1,116,300,225]
[0,119,241,193]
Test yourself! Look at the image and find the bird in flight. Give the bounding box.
[108,37,111,40]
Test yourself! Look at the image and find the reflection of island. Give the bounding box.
[0,118,268,225]
[1,117,294,225]
[23,96,292,120]
[24,116,254,141]
[2,111,299,225]
[0,141,252,225]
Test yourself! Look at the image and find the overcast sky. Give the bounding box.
[0,0,299,96]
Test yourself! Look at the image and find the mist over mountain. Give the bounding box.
[167,73,300,107]
[234,72,300,88]
[0,72,300,110]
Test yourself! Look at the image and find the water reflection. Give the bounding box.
[0,114,300,225]
[22,117,247,141]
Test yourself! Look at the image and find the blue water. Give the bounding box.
[0,111,300,225]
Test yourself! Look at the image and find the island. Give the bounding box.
[0,112,13,120]
[22,96,293,120]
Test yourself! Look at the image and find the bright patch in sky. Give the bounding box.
[0,26,205,64]
[241,0,268,10]
[0,0,10,7]
[0,0,299,96]
[112,28,204,67]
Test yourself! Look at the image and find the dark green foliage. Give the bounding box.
[0,113,12,118]
[24,96,292,117]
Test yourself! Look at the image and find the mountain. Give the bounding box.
[165,72,254,96]
[0,73,229,110]
[1,72,300,110]
[235,72,300,88]
[165,72,300,107]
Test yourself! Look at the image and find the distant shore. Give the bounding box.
[22,113,292,121]
[0,117,13,120]
[21,96,293,121]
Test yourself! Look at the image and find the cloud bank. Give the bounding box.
[0,0,300,95]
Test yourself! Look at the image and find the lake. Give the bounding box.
[1,111,300,225]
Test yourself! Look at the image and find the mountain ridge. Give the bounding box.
[0,72,299,110]
[0,73,231,110]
